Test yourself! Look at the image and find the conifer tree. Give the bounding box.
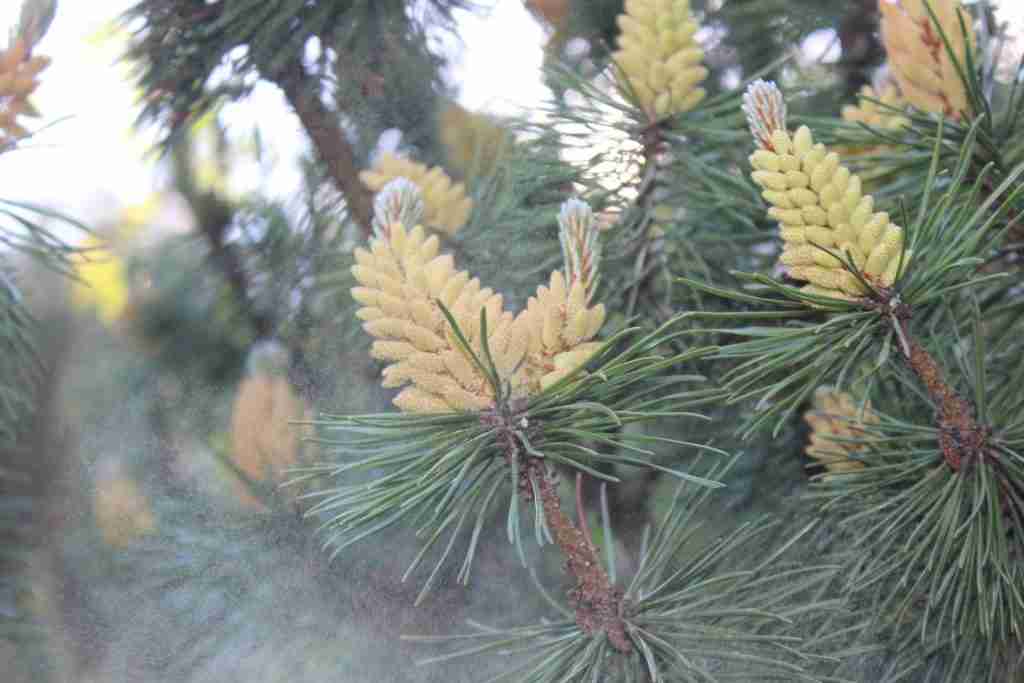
[15,0,1024,681]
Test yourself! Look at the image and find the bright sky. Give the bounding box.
[0,0,150,223]
[449,2,548,115]
[0,1,550,229]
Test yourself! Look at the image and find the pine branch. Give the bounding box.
[836,0,883,99]
[203,197,274,341]
[267,57,374,237]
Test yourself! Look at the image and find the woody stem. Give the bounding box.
[894,316,987,471]
[266,57,375,237]
[525,457,632,653]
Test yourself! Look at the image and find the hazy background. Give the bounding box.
[3,2,1023,682]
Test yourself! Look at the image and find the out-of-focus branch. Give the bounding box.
[170,138,273,340]
[268,57,375,237]
[837,0,883,99]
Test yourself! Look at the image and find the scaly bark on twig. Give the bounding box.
[527,458,631,653]
[889,300,988,471]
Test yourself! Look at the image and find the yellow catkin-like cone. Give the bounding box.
[229,371,311,506]
[839,84,909,156]
[804,387,878,476]
[516,270,606,392]
[352,186,528,412]
[611,0,708,121]
[354,183,608,411]
[516,200,606,393]
[95,474,158,548]
[879,0,975,120]
[438,101,512,180]
[359,153,473,237]
[0,36,50,147]
[743,80,911,300]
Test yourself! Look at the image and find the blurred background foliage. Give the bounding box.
[1,0,1022,681]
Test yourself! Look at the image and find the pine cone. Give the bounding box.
[230,371,311,506]
[611,0,708,121]
[744,81,911,299]
[438,101,512,179]
[95,475,158,548]
[516,200,606,393]
[516,270,606,393]
[879,0,975,120]
[359,154,473,237]
[352,220,529,412]
[839,84,910,156]
[804,387,878,476]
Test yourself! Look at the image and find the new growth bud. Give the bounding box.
[351,198,608,411]
[611,0,708,121]
[360,153,473,237]
[0,5,52,149]
[804,387,878,477]
[351,218,527,413]
[879,0,975,120]
[558,198,601,302]
[372,178,425,241]
[742,79,787,152]
[745,83,912,299]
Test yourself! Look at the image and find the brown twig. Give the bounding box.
[888,300,989,471]
[487,406,631,653]
[267,57,375,237]
[837,0,883,99]
[528,458,631,653]
[575,470,595,549]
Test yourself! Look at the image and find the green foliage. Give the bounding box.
[124,0,482,156]
[679,130,1024,436]
[35,0,1024,681]
[303,319,720,605]
[411,457,846,682]
[0,74,88,672]
[125,237,250,385]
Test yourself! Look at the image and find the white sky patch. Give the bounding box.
[994,1,1024,79]
[799,29,841,66]
[446,2,550,116]
[0,0,153,225]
